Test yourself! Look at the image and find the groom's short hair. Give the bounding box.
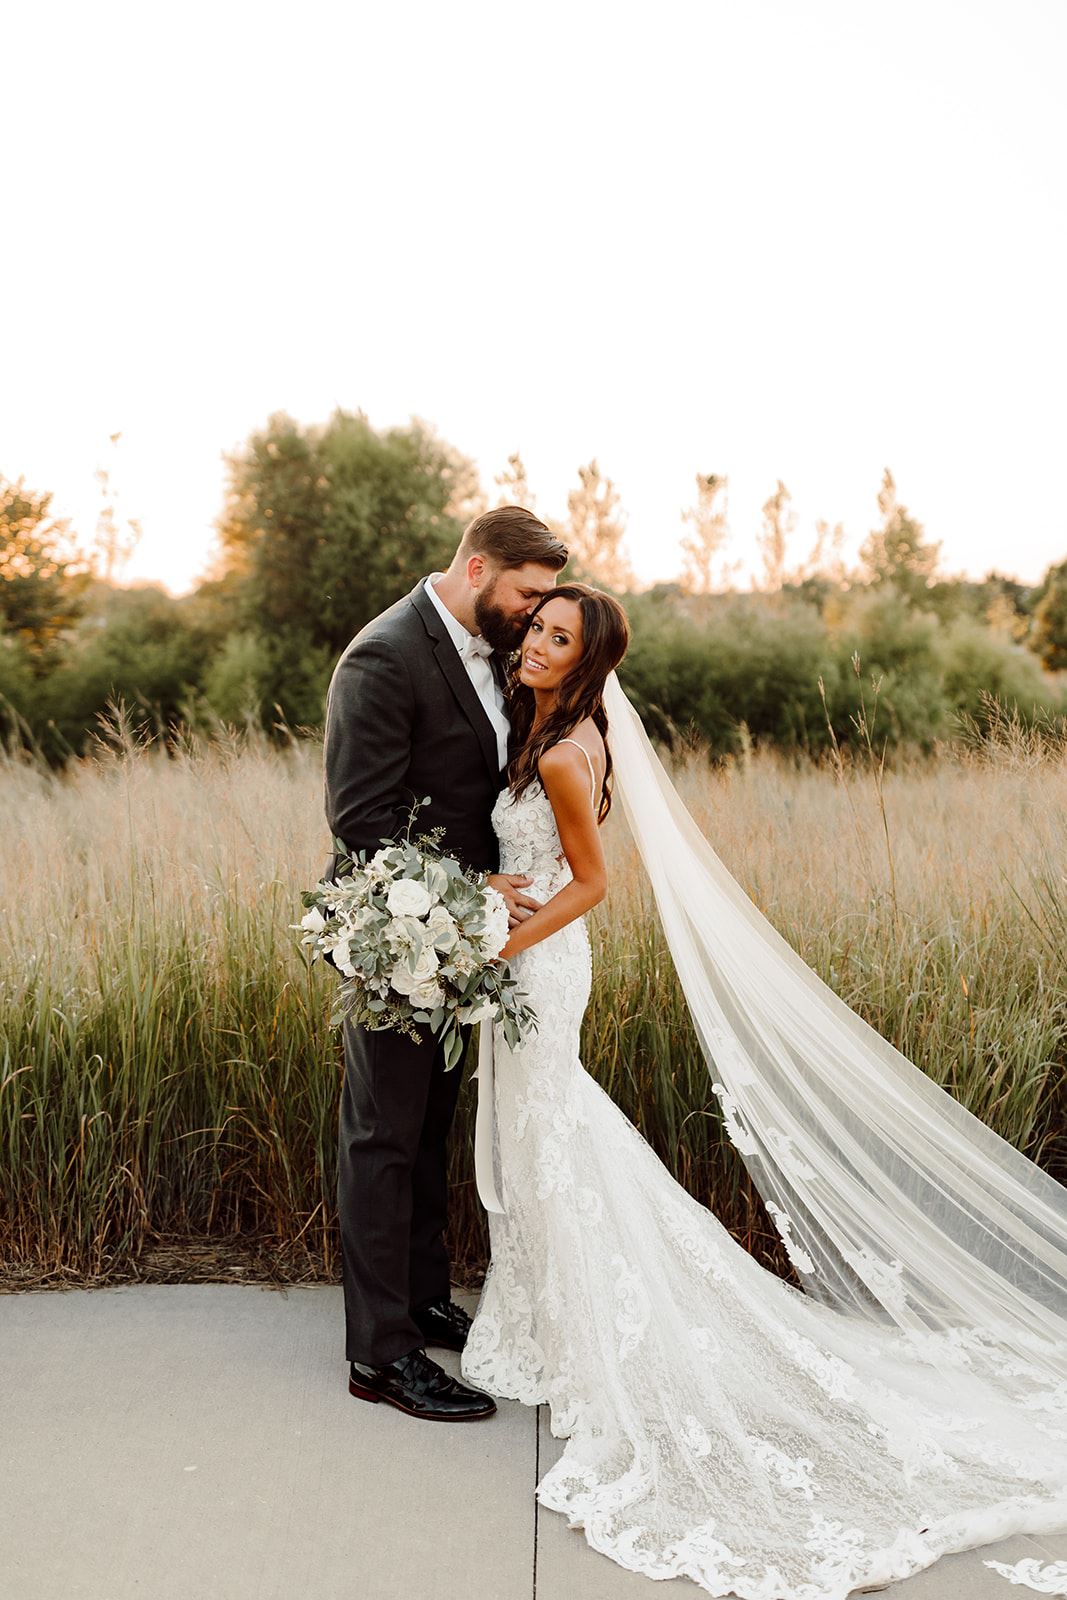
[458,505,568,572]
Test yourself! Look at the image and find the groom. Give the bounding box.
[323,505,568,1421]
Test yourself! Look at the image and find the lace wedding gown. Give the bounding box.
[461,755,1067,1600]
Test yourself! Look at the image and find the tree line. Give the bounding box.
[2,408,1066,763]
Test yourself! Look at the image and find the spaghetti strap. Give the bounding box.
[558,737,599,808]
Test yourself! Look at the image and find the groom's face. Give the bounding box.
[473,561,559,653]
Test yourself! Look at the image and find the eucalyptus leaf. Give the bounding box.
[443,1030,464,1072]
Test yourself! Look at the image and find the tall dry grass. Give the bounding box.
[1,712,1064,1288]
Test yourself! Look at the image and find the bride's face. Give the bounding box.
[518,596,584,691]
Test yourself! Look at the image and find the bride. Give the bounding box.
[460,583,1067,1600]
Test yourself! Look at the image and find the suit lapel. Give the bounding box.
[411,580,502,781]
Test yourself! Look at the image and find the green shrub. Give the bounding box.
[937,614,1063,728]
[620,594,834,755]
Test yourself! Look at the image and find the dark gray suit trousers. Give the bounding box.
[338,1015,469,1364]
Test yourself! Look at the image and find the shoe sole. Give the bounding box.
[348,1377,496,1421]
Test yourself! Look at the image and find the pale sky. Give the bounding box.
[4,0,1066,593]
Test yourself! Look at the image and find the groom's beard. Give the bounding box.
[473,581,528,655]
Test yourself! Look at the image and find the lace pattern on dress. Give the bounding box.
[461,778,1067,1600]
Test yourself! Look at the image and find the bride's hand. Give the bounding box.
[487,872,542,929]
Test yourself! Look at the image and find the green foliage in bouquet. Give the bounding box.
[295,800,537,1070]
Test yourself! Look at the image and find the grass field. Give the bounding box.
[2,712,1064,1289]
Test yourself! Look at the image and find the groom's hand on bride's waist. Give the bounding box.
[487,873,541,928]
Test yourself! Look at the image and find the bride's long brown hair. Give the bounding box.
[506,584,631,823]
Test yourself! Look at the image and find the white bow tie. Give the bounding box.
[459,633,494,663]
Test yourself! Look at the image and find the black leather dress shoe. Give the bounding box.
[412,1296,473,1353]
[348,1349,495,1421]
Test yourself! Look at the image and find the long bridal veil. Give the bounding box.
[602,670,1067,1390]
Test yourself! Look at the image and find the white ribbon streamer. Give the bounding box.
[473,1019,505,1213]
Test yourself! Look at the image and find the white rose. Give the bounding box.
[330,937,357,977]
[300,907,326,934]
[426,904,459,952]
[389,945,439,995]
[409,978,445,1010]
[478,887,511,959]
[413,943,439,979]
[386,878,433,918]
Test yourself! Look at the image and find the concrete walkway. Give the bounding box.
[2,1284,1065,1599]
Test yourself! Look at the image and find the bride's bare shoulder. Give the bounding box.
[538,716,603,755]
[537,719,606,786]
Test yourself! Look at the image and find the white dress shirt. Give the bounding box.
[425,573,510,771]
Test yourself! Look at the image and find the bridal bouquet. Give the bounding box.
[295,806,537,1070]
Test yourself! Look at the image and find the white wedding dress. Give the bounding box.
[461,750,1067,1600]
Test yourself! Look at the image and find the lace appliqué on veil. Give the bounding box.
[983,1559,1067,1594]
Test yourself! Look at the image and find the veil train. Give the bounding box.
[601,669,1067,1390]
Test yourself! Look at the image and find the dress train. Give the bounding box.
[462,770,1067,1600]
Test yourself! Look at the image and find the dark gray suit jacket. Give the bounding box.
[323,578,505,879]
